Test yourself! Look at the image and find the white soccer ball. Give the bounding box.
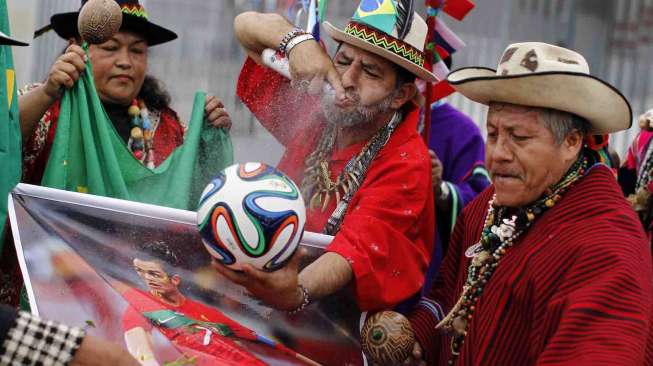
[197,163,306,271]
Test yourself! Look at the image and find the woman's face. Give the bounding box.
[88,31,148,106]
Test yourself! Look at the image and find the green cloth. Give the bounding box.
[0,0,20,246]
[42,46,233,210]
[142,309,234,336]
[352,0,398,35]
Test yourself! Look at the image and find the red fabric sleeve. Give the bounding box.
[236,57,313,147]
[624,132,640,171]
[122,305,152,332]
[408,200,467,366]
[326,147,433,311]
[533,220,652,365]
[408,187,493,366]
[152,108,185,166]
[121,290,153,332]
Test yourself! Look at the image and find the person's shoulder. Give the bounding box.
[552,165,647,248]
[431,103,479,129]
[379,131,431,170]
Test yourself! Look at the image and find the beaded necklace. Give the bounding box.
[301,112,403,235]
[437,154,589,365]
[127,99,159,169]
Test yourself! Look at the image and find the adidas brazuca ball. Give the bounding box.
[197,163,306,271]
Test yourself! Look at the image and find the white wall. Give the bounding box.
[7,0,36,88]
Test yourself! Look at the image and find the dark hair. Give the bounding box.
[394,64,416,88]
[134,240,180,273]
[138,75,172,111]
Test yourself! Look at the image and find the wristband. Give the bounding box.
[287,284,311,315]
[278,28,307,55]
[285,33,316,57]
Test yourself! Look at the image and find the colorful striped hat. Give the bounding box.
[324,0,436,82]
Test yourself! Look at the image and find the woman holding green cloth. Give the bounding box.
[19,0,232,185]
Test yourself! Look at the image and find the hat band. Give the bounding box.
[121,4,149,20]
[344,22,425,68]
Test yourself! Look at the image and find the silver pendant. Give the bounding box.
[465,242,483,258]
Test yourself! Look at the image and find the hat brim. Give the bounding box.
[50,11,177,46]
[0,31,27,46]
[323,21,437,83]
[447,67,632,134]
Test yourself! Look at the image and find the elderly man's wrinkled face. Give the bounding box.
[485,103,582,207]
[320,43,407,127]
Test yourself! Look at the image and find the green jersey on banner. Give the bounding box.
[42,45,233,210]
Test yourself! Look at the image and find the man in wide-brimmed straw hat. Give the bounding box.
[397,42,653,365]
[215,1,437,314]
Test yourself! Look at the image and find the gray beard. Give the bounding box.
[320,90,396,127]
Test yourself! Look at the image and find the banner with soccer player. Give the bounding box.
[8,184,364,366]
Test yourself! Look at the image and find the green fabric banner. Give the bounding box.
[42,47,233,211]
[0,0,21,245]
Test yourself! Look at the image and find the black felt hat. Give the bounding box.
[0,30,27,46]
[50,0,177,46]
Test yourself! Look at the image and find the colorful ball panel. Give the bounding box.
[197,163,306,271]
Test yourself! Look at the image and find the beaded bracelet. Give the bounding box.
[285,33,316,57]
[287,284,311,315]
[278,28,307,55]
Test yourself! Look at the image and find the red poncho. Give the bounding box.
[237,58,434,311]
[410,165,653,365]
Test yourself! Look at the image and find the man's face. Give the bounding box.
[320,43,401,127]
[133,258,179,296]
[485,103,581,207]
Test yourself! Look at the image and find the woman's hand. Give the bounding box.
[205,95,232,130]
[43,44,87,100]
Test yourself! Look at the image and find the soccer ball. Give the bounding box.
[197,163,306,271]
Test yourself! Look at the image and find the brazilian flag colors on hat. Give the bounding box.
[324,0,437,82]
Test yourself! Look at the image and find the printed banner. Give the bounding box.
[8,184,365,366]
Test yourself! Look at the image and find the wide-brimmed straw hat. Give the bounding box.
[50,0,177,46]
[447,42,631,134]
[324,0,437,82]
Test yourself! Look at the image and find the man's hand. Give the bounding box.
[287,41,345,100]
[70,335,141,366]
[212,249,306,311]
[401,343,426,366]
[429,150,443,194]
[43,44,87,100]
[204,95,232,130]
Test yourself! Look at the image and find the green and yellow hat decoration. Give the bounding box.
[324,0,437,82]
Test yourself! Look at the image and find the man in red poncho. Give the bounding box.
[214,1,436,314]
[401,42,653,365]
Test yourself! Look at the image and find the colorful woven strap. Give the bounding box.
[121,4,148,20]
[344,21,425,68]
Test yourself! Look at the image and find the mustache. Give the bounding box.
[322,89,361,105]
[490,169,523,178]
